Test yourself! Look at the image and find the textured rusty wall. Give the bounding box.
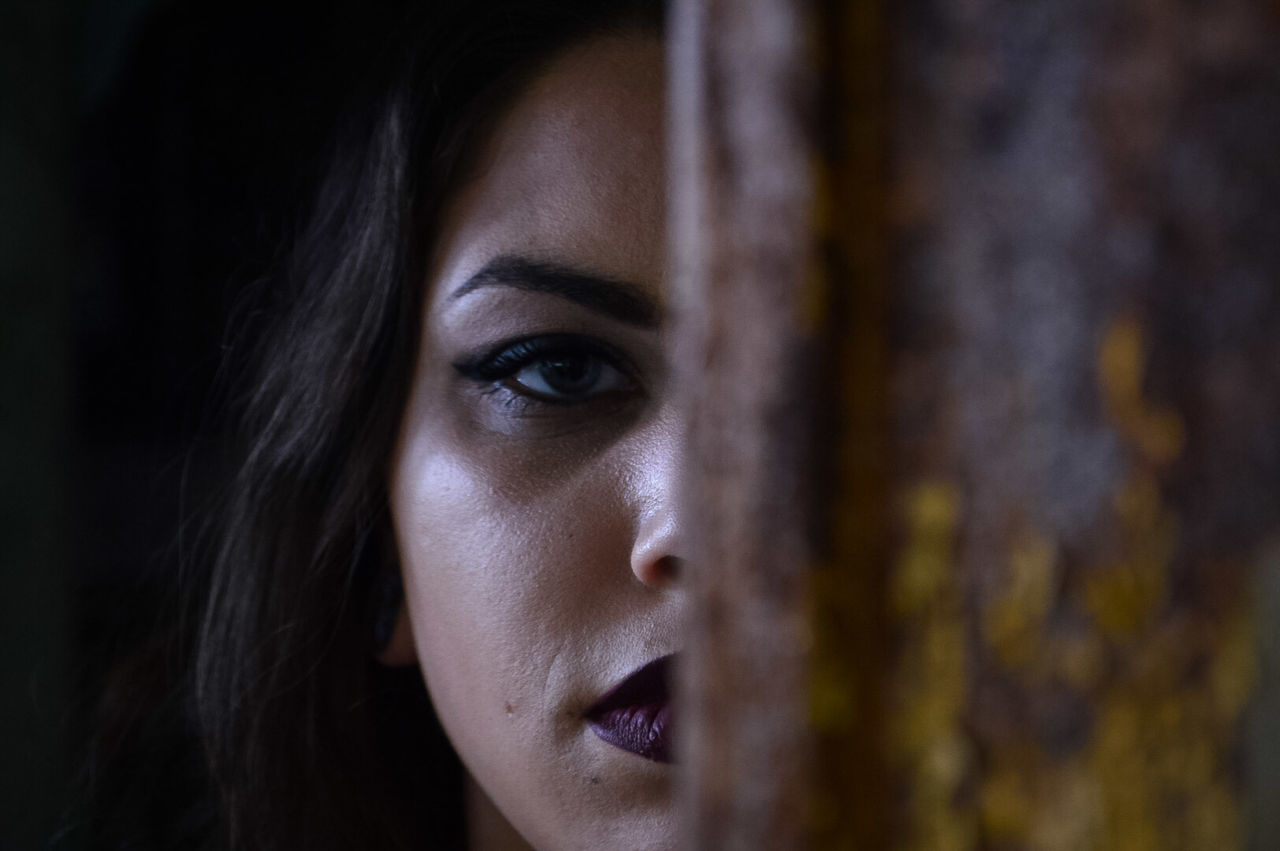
[673,0,1280,848]
[671,0,819,846]
[889,1,1280,847]
[672,0,894,844]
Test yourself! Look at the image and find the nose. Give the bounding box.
[631,499,684,589]
[628,410,687,591]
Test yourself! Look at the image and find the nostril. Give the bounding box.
[648,554,682,588]
[629,501,686,590]
[632,553,683,592]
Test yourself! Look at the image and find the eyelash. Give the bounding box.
[452,333,638,407]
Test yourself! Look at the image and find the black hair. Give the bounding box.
[81,2,663,849]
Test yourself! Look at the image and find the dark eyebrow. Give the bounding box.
[449,255,661,328]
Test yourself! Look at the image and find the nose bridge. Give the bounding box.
[626,403,687,590]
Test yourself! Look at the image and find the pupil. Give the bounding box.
[540,356,596,393]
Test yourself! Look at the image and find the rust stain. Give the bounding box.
[890,483,960,618]
[963,318,1256,849]
[1099,320,1186,466]
[1082,471,1175,639]
[888,482,977,851]
[1058,319,1250,849]
[983,530,1057,671]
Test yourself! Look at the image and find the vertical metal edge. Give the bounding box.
[1249,537,1280,851]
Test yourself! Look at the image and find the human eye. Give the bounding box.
[452,333,636,406]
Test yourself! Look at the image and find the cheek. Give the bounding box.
[389,419,633,741]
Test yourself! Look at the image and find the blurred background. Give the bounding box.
[2,2,379,845]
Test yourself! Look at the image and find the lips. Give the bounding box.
[585,654,675,763]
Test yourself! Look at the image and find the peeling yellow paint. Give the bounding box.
[984,530,1056,670]
[1208,610,1257,724]
[1054,630,1107,692]
[890,483,959,618]
[1083,472,1175,638]
[1073,318,1250,850]
[980,761,1035,840]
[889,481,976,851]
[1099,320,1187,466]
[1031,763,1104,851]
[809,617,856,729]
[959,318,1255,850]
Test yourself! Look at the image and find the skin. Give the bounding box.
[387,33,685,851]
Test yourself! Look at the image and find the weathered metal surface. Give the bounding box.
[673,0,896,844]
[674,0,1280,847]
[808,1,894,847]
[888,0,1280,848]
[670,0,821,846]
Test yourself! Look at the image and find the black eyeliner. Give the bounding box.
[451,333,630,383]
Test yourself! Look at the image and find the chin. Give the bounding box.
[511,770,677,851]
[568,812,678,851]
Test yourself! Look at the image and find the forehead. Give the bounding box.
[428,34,666,302]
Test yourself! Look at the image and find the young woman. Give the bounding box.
[188,1,677,848]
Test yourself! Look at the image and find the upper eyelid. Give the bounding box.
[451,333,636,381]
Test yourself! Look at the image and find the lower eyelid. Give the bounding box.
[471,385,640,433]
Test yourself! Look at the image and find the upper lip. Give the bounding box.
[584,654,676,763]
[587,654,673,716]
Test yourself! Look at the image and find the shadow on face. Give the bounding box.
[389,32,685,851]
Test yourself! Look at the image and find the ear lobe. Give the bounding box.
[375,604,418,667]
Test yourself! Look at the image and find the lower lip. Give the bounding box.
[588,701,673,763]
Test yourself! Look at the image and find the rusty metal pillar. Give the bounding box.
[890,1,1280,848]
[670,0,818,843]
[671,0,891,846]
[674,0,1280,848]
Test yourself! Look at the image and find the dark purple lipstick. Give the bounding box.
[585,654,675,763]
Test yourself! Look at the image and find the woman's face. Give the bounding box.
[390,33,683,851]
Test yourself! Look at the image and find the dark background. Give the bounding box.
[2,1,370,845]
